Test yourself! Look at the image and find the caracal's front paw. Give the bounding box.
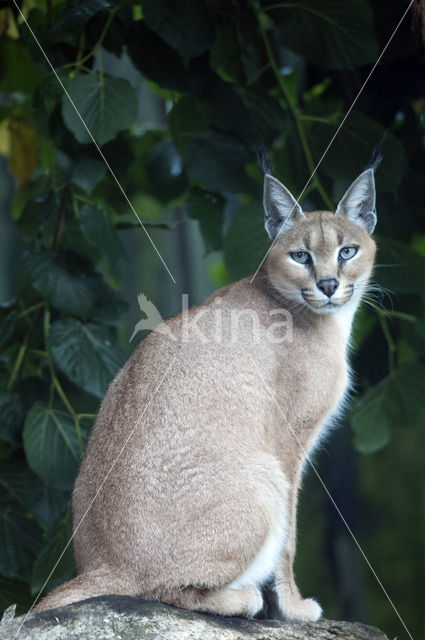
[280,595,322,622]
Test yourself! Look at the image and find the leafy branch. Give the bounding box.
[67,6,119,76]
[43,306,84,454]
[252,2,334,209]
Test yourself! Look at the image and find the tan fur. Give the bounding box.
[35,180,376,620]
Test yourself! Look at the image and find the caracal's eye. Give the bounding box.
[339,246,358,261]
[290,251,311,264]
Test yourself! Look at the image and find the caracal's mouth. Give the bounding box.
[301,288,354,314]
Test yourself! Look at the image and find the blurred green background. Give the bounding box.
[0,1,424,638]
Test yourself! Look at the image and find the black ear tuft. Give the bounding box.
[365,135,386,172]
[256,147,273,177]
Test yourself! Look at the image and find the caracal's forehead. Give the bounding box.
[278,210,370,252]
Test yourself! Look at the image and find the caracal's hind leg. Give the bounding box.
[161,584,263,618]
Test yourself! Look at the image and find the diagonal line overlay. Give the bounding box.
[11,0,176,285]
[9,3,415,639]
[250,0,415,283]
[249,355,414,640]
[14,356,177,638]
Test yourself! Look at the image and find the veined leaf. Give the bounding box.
[0,461,38,507]
[272,0,378,70]
[31,514,75,595]
[71,156,106,192]
[127,21,208,93]
[181,131,253,193]
[142,0,214,62]
[352,385,391,454]
[32,485,71,532]
[80,203,125,272]
[352,364,425,453]
[21,249,98,318]
[0,506,42,579]
[375,238,425,294]
[89,282,129,325]
[224,201,269,280]
[185,187,225,255]
[210,14,264,86]
[53,0,113,37]
[62,74,137,145]
[169,96,209,150]
[0,390,24,444]
[49,318,126,398]
[0,40,42,97]
[23,403,82,490]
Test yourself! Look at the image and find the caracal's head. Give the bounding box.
[264,170,377,315]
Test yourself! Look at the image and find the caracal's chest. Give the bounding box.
[271,318,349,448]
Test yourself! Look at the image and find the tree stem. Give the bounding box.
[254,4,334,210]
[7,306,43,390]
[43,306,85,454]
[377,311,396,373]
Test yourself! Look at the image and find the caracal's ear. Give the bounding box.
[335,168,377,234]
[264,174,304,240]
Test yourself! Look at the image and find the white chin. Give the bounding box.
[310,302,340,315]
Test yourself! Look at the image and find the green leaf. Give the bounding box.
[21,249,98,318]
[71,156,106,192]
[311,112,406,193]
[52,0,113,42]
[16,191,58,244]
[352,385,392,454]
[32,485,71,532]
[350,306,377,353]
[80,204,125,271]
[62,74,138,145]
[0,577,33,615]
[0,310,17,350]
[0,505,42,579]
[240,90,286,147]
[210,15,264,85]
[384,364,425,429]
[169,96,209,148]
[145,140,188,203]
[210,25,245,84]
[272,0,378,70]
[181,132,253,193]
[127,21,208,93]
[89,282,129,325]
[352,364,425,453]
[0,390,25,444]
[23,403,82,490]
[185,187,225,254]
[0,462,38,508]
[224,201,269,280]
[0,40,43,98]
[31,514,75,595]
[49,318,126,398]
[375,238,425,294]
[142,0,214,62]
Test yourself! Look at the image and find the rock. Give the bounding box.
[1,604,16,624]
[0,596,389,640]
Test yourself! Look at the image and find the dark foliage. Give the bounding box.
[0,0,424,636]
